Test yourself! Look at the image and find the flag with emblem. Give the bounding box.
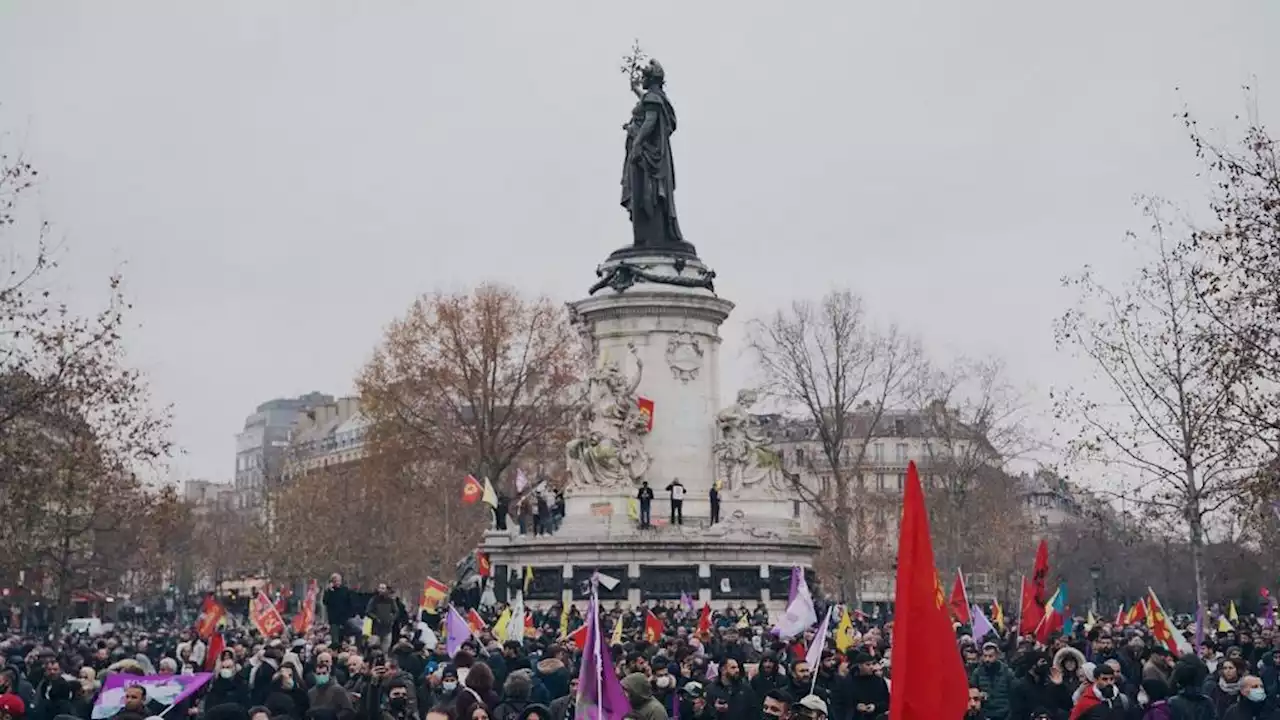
[637,396,655,432]
[461,474,483,504]
[1147,588,1192,656]
[991,599,1005,631]
[643,610,665,643]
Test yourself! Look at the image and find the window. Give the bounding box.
[795,447,805,465]
[874,444,884,462]
[896,473,904,491]
[857,474,866,489]
[821,476,831,494]
[923,441,932,458]
[895,443,908,462]
[876,473,886,490]
[792,500,801,519]
[1039,515,1049,527]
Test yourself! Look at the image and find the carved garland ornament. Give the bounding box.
[665,332,703,383]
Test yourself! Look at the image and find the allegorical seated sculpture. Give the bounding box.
[714,389,782,493]
[566,344,652,489]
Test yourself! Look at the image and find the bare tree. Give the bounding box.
[1053,199,1260,611]
[749,290,923,602]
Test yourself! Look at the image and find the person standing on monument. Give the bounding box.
[709,481,722,525]
[638,481,655,528]
[665,479,686,525]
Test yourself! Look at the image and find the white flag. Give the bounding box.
[594,571,621,591]
[507,591,526,643]
[805,605,834,669]
[772,579,818,639]
[516,469,529,493]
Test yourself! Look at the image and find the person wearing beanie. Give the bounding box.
[1167,657,1215,720]
[1010,651,1072,720]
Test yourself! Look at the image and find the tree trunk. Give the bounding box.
[1186,470,1207,614]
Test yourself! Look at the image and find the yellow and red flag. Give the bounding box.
[643,610,665,643]
[476,551,492,578]
[1126,598,1147,626]
[1147,589,1193,656]
[637,397,655,432]
[461,475,484,504]
[991,599,1005,631]
[419,577,449,614]
[889,461,969,720]
[466,608,487,634]
[194,594,226,640]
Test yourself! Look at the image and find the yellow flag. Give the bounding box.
[627,498,640,520]
[361,616,373,637]
[559,601,570,638]
[524,566,534,594]
[482,477,498,508]
[835,607,854,653]
[1229,601,1240,623]
[1219,616,1234,632]
[736,614,749,629]
[1085,610,1098,631]
[611,615,624,645]
[493,607,511,640]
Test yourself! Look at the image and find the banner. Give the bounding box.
[193,594,225,640]
[92,673,212,719]
[292,579,318,634]
[420,578,450,613]
[250,591,286,638]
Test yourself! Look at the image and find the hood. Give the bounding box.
[536,658,565,676]
[1054,647,1086,671]
[621,672,653,700]
[503,670,533,700]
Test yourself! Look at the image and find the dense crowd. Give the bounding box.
[1,577,1277,720]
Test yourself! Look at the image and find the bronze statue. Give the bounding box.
[621,60,694,253]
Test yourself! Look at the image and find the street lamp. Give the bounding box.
[1089,565,1102,615]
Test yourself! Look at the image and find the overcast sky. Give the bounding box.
[1,1,1276,486]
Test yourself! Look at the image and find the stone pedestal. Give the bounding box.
[482,248,819,610]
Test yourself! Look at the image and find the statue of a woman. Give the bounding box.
[621,60,692,252]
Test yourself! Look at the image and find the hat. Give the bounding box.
[681,682,704,699]
[850,651,875,665]
[0,694,25,718]
[981,642,999,652]
[798,695,828,716]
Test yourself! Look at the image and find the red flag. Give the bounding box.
[637,397,655,432]
[643,610,665,643]
[194,594,226,640]
[889,461,968,720]
[1126,598,1147,626]
[1031,540,1050,603]
[466,609,487,634]
[205,632,225,671]
[697,603,712,635]
[250,591,287,638]
[949,569,971,624]
[1020,540,1050,635]
[461,475,484,504]
[476,551,492,578]
[567,622,589,650]
[1114,603,1126,627]
[292,580,318,634]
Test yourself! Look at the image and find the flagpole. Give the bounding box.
[592,573,603,718]
[1016,574,1024,638]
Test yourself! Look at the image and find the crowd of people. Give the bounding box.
[1,580,1278,720]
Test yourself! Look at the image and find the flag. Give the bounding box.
[483,477,498,508]
[773,572,818,639]
[476,551,492,578]
[805,605,834,672]
[637,396,655,432]
[567,622,589,650]
[697,603,712,635]
[575,594,631,720]
[889,461,968,720]
[362,617,373,637]
[1267,597,1277,629]
[292,579,318,634]
[835,607,854,653]
[1147,588,1193,656]
[516,468,530,493]
[610,615,624,646]
[250,591,286,638]
[419,578,449,614]
[1084,609,1097,632]
[680,592,694,613]
[1218,615,1234,632]
[445,606,471,658]
[991,599,1005,631]
[493,607,512,640]
[462,475,483,504]
[949,569,971,624]
[1020,541,1049,635]
[204,633,225,671]
[274,590,287,616]
[560,601,571,637]
[508,593,526,644]
[627,498,640,520]
[1036,583,1068,643]
[524,567,534,594]
[1194,605,1205,653]
[1115,603,1126,627]
[643,610,665,643]
[1126,598,1147,625]
[194,594,226,640]
[1229,601,1240,623]
[789,567,802,604]
[971,604,995,641]
[466,609,487,634]
[594,571,621,591]
[736,614,749,630]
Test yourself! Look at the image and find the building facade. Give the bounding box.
[283,396,369,476]
[233,392,333,511]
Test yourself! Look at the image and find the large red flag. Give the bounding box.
[643,610,665,643]
[1019,541,1050,635]
[205,632,226,671]
[949,569,971,624]
[890,461,968,720]
[194,594,226,640]
[697,603,712,635]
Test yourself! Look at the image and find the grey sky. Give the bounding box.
[1,1,1276,485]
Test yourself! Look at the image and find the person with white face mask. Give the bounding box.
[1223,676,1273,720]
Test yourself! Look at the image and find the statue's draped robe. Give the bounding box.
[621,88,687,249]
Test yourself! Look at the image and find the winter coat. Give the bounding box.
[308,681,355,720]
[1009,674,1073,720]
[620,673,668,720]
[1142,699,1174,720]
[1166,689,1217,720]
[203,675,250,709]
[1225,698,1280,720]
[535,658,571,702]
[845,673,891,720]
[971,661,1017,720]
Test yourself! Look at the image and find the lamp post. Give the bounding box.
[1089,565,1102,615]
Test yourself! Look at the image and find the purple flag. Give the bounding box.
[575,594,630,720]
[1266,598,1276,629]
[970,604,995,641]
[680,591,695,612]
[789,566,801,604]
[93,673,212,719]
[446,606,471,658]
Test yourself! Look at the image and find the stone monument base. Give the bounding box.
[481,520,820,611]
